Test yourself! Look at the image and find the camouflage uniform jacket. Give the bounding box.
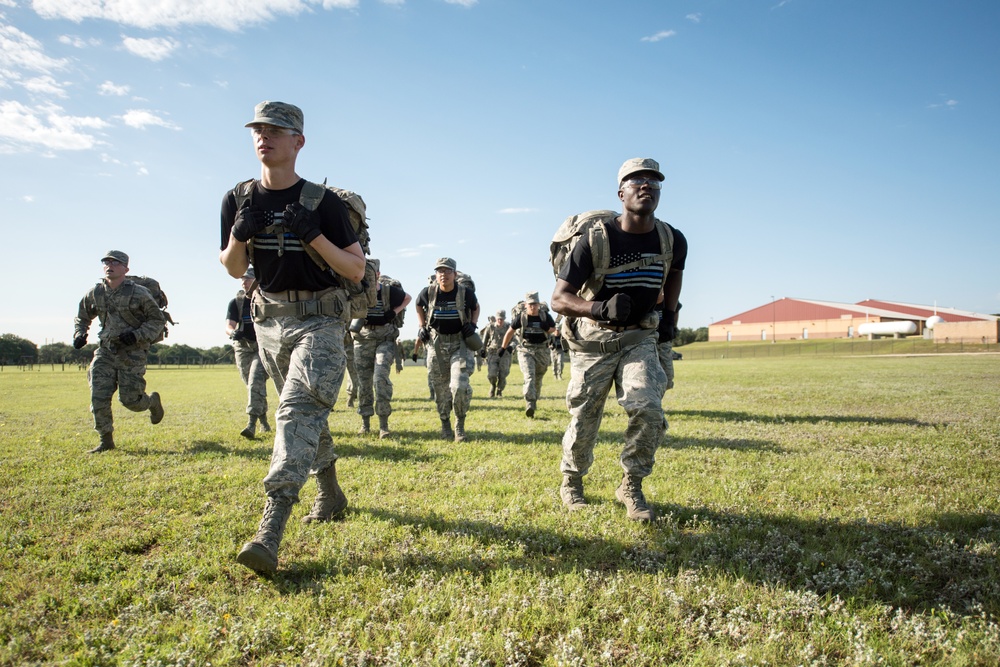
[482,321,511,353]
[75,279,166,349]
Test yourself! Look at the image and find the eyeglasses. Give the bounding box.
[249,125,297,138]
[621,178,662,190]
[102,259,123,267]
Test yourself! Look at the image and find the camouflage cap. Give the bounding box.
[618,157,664,185]
[245,101,304,134]
[496,309,506,319]
[525,291,540,304]
[434,257,457,271]
[241,266,255,280]
[101,250,129,266]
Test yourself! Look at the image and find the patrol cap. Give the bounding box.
[496,309,506,319]
[101,250,129,266]
[525,292,540,304]
[245,101,304,134]
[618,157,664,185]
[434,257,457,271]
[241,266,255,280]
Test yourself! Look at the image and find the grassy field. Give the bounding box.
[1,353,998,666]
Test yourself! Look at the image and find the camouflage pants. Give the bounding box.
[88,345,152,435]
[352,324,398,418]
[255,308,347,503]
[234,340,269,417]
[486,350,512,392]
[517,343,550,402]
[657,341,675,391]
[551,346,565,379]
[426,332,472,420]
[560,322,667,480]
[344,332,358,402]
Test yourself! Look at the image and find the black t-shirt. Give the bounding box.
[366,284,406,327]
[416,285,479,335]
[559,219,688,327]
[220,179,358,293]
[226,294,257,342]
[512,312,556,345]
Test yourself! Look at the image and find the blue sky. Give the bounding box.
[2,0,998,349]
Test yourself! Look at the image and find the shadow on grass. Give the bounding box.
[186,440,272,459]
[673,409,942,428]
[273,504,999,617]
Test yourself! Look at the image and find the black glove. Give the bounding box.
[231,201,267,242]
[411,353,418,362]
[498,347,506,358]
[284,202,322,243]
[417,326,431,343]
[591,293,632,322]
[73,335,87,349]
[658,310,677,343]
[118,331,138,346]
[230,330,244,342]
[461,322,477,337]
[479,349,487,358]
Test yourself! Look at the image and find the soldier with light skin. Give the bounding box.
[501,294,557,418]
[73,250,165,454]
[483,310,512,398]
[225,267,271,438]
[219,100,366,575]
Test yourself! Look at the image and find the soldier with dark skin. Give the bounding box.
[552,158,687,522]
[74,250,165,454]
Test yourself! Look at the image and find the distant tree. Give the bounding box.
[0,334,38,365]
[204,345,235,364]
[399,339,415,359]
[39,343,74,364]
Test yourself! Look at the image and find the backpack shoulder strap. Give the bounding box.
[455,285,468,325]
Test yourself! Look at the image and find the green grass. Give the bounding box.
[1,355,999,665]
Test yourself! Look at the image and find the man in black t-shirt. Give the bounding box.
[414,257,480,442]
[551,157,687,523]
[351,270,411,438]
[501,292,557,418]
[225,267,271,438]
[219,100,367,575]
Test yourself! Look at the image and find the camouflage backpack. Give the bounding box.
[90,276,176,342]
[510,299,551,332]
[425,271,476,325]
[232,178,377,318]
[549,210,674,337]
[378,273,406,328]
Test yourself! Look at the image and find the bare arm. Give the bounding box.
[501,327,515,349]
[309,238,366,283]
[551,279,596,320]
[661,268,683,314]
[395,292,412,315]
[219,236,250,279]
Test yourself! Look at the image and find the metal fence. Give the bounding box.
[679,339,998,360]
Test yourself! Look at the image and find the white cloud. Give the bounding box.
[32,0,358,31]
[122,35,179,61]
[444,0,477,6]
[927,98,959,110]
[1,23,69,73]
[498,207,538,214]
[58,34,102,48]
[22,74,68,97]
[641,30,677,43]
[22,195,35,203]
[99,80,130,96]
[686,13,702,23]
[0,100,108,152]
[121,108,181,130]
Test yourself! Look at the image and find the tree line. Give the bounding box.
[1,327,708,368]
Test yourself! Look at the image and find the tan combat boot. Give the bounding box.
[378,416,391,439]
[89,432,115,454]
[301,462,348,524]
[359,416,371,435]
[440,418,454,441]
[240,415,256,439]
[258,414,272,432]
[454,416,467,443]
[615,474,655,522]
[560,475,587,511]
[236,496,294,575]
[148,392,164,424]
